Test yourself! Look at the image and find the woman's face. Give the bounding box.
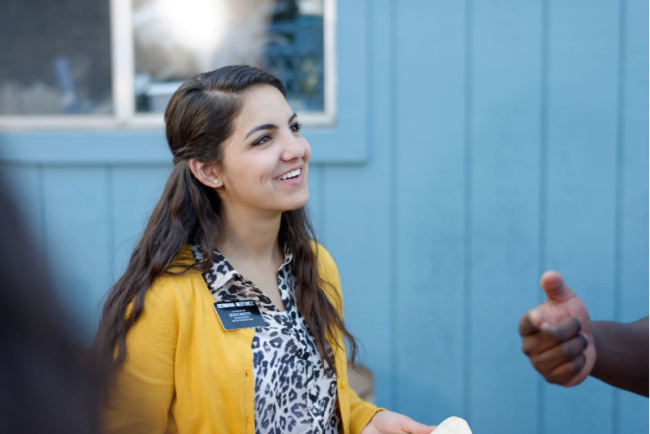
[215,84,311,218]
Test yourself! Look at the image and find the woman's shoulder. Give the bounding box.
[145,247,207,306]
[310,241,339,276]
[310,241,344,309]
[310,240,335,264]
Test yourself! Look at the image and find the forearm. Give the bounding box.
[590,317,649,396]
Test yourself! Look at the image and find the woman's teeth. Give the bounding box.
[279,169,300,180]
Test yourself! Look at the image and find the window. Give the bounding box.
[0,0,335,128]
[0,0,112,116]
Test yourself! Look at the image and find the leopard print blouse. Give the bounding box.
[191,246,340,434]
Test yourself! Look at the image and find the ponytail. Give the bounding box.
[92,162,222,395]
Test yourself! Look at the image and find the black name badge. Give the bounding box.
[213,300,267,331]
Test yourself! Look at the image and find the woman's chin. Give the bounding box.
[282,195,310,212]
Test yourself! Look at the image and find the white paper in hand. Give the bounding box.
[431,416,472,434]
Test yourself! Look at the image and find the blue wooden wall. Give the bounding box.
[0,0,647,432]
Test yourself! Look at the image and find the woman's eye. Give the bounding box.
[290,122,303,133]
[253,135,271,146]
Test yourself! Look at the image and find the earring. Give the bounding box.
[213,179,220,185]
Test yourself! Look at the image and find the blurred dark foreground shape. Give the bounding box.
[0,180,100,434]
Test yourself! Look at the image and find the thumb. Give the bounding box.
[540,270,575,303]
[401,416,436,434]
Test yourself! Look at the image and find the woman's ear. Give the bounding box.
[188,159,222,188]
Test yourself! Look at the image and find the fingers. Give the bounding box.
[521,316,582,355]
[540,270,575,303]
[521,316,589,385]
[529,333,588,373]
[519,310,542,336]
[543,352,587,385]
[520,271,576,337]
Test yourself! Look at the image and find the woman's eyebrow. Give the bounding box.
[245,123,277,139]
[244,113,298,139]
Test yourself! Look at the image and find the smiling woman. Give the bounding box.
[92,65,433,434]
[189,85,311,220]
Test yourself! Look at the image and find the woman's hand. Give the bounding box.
[361,410,435,434]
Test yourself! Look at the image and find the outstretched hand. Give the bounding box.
[519,271,596,387]
[361,410,435,434]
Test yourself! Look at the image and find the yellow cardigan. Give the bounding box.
[104,244,380,433]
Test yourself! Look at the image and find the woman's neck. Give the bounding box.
[216,207,283,265]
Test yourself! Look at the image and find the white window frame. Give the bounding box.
[0,0,337,130]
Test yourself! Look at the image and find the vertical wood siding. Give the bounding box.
[0,0,647,432]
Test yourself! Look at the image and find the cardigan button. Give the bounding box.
[341,380,347,389]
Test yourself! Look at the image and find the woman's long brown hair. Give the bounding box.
[92,66,357,396]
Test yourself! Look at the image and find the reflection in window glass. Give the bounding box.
[0,0,112,115]
[133,0,325,113]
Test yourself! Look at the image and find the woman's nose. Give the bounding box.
[281,135,307,161]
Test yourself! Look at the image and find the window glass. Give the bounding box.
[0,0,112,115]
[132,0,325,114]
